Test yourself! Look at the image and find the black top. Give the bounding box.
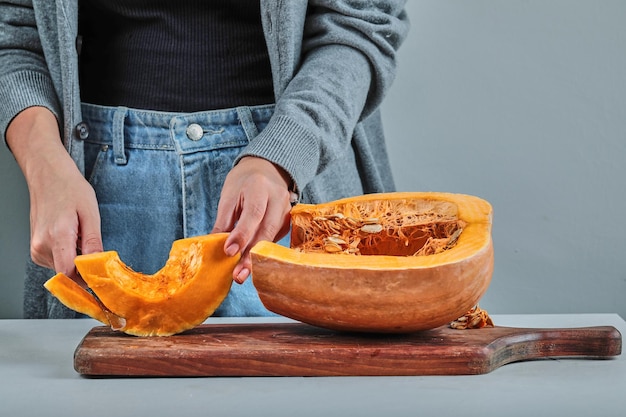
[78,0,274,113]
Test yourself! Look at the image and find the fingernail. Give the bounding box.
[235,268,250,284]
[225,243,240,257]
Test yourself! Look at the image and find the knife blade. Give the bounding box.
[84,286,127,331]
[76,271,126,331]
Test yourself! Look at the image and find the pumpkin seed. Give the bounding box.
[345,217,360,227]
[360,224,383,234]
[323,242,343,253]
[325,236,347,245]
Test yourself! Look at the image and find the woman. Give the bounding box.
[0,0,409,318]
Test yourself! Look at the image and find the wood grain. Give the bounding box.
[73,323,622,377]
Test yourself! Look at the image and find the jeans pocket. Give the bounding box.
[84,141,108,184]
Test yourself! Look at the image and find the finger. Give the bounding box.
[29,225,54,270]
[252,199,290,245]
[78,206,103,255]
[30,245,54,272]
[232,203,291,284]
[232,215,289,284]
[237,178,292,244]
[232,253,252,284]
[212,193,240,234]
[275,219,292,243]
[50,224,79,278]
[226,198,267,257]
[29,211,78,275]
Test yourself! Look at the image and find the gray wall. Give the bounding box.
[1,0,624,319]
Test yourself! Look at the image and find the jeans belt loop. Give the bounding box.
[236,106,259,141]
[113,106,128,165]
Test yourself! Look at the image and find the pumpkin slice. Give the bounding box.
[251,192,494,333]
[44,233,238,336]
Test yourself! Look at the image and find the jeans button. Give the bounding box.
[186,123,204,141]
[76,35,83,55]
[75,122,89,140]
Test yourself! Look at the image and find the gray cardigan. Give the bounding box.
[1,0,409,203]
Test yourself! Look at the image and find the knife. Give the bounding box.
[84,286,127,331]
[76,271,126,331]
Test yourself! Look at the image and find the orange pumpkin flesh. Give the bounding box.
[250,192,494,333]
[44,233,237,336]
[43,274,110,324]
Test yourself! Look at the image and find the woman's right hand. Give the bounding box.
[6,107,103,281]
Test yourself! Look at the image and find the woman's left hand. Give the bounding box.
[212,156,294,283]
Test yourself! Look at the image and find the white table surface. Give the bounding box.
[1,314,624,417]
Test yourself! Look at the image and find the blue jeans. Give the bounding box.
[80,103,278,317]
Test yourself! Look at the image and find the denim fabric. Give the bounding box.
[79,102,277,317]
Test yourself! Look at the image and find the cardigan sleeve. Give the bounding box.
[0,0,62,146]
[235,0,410,195]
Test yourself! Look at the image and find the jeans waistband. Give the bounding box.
[80,102,274,155]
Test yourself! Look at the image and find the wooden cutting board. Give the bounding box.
[73,322,621,377]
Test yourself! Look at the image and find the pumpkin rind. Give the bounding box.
[250,192,494,333]
[44,233,237,336]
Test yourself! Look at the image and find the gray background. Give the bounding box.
[1,0,624,319]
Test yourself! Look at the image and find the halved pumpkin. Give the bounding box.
[44,233,237,336]
[250,192,494,333]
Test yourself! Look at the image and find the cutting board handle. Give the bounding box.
[488,326,622,365]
